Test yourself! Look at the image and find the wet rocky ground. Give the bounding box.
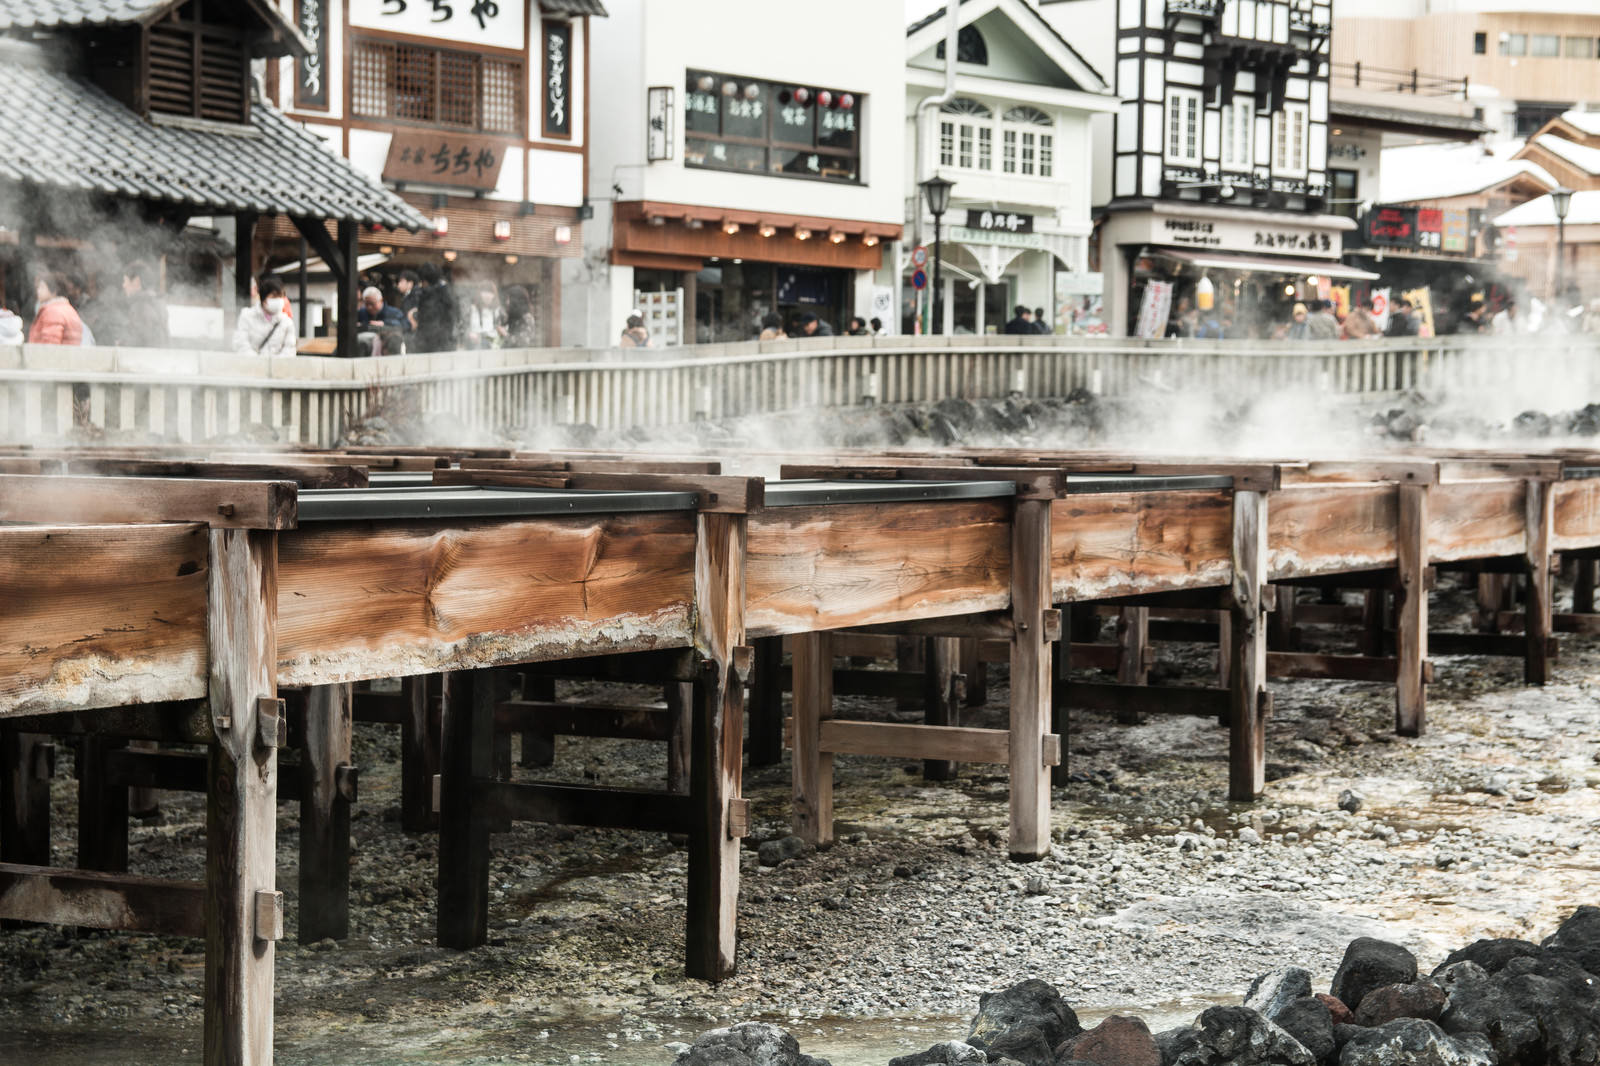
[1,583,1598,1065]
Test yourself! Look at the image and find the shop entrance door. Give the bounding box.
[951,277,1012,335]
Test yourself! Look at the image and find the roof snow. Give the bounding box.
[1533,134,1600,176]
[1380,142,1555,204]
[1494,189,1600,228]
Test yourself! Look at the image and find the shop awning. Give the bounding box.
[1156,248,1381,281]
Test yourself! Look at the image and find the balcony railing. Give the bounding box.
[1332,61,1470,99]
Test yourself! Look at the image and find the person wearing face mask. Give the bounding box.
[233,274,296,356]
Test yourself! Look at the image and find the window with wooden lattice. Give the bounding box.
[352,38,524,136]
[144,1,249,123]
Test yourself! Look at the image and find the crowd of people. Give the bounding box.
[1,260,171,348]
[348,265,540,356]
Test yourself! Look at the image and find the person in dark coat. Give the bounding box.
[411,262,459,352]
[1003,305,1033,334]
[1031,306,1050,334]
[799,312,833,337]
[113,260,168,348]
[1386,299,1419,337]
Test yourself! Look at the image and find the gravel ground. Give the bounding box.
[2,581,1598,1066]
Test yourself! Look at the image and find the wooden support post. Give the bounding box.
[1526,479,1554,685]
[77,736,130,873]
[747,636,785,767]
[1,730,52,869]
[665,681,693,795]
[203,527,279,1066]
[1215,610,1232,695]
[959,637,988,706]
[1269,585,1297,650]
[519,675,556,768]
[298,683,352,944]
[1574,558,1596,615]
[400,674,440,832]
[895,635,924,712]
[1114,607,1149,724]
[1476,574,1506,632]
[335,220,359,361]
[1228,492,1269,802]
[791,631,834,846]
[437,669,493,949]
[1395,484,1429,737]
[1360,589,1387,656]
[922,636,960,780]
[1009,498,1053,861]
[686,512,747,981]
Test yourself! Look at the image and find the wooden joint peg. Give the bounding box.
[1258,690,1273,719]
[253,889,284,943]
[335,763,359,803]
[1041,609,1063,643]
[730,645,755,684]
[727,798,751,839]
[255,697,287,750]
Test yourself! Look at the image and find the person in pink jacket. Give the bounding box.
[28,273,84,345]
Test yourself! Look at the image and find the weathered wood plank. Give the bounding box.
[0,474,295,529]
[0,863,205,936]
[203,527,279,1066]
[746,500,1011,637]
[1268,483,1396,579]
[1231,491,1269,801]
[64,459,368,490]
[790,631,833,846]
[1526,479,1554,685]
[1551,478,1600,551]
[1428,479,1527,563]
[804,719,1061,766]
[1396,484,1429,735]
[0,524,209,717]
[493,700,677,741]
[1051,490,1233,601]
[276,512,698,685]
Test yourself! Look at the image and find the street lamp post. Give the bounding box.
[921,174,954,335]
[1551,186,1574,311]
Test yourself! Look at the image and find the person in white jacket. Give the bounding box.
[233,275,296,357]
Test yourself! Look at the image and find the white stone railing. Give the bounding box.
[2,334,1594,447]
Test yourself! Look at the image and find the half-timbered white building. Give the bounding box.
[1098,0,1374,336]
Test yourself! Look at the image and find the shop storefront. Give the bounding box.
[1343,203,1510,333]
[1099,203,1368,338]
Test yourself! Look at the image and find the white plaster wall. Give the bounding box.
[529,149,584,206]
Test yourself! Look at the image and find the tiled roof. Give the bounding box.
[539,0,607,15]
[0,0,169,30]
[0,53,427,230]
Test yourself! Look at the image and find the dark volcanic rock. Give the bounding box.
[674,1021,832,1066]
[1431,938,1541,976]
[1331,939,1418,1012]
[1273,998,1336,1065]
[1058,1015,1160,1066]
[1246,969,1315,1022]
[1499,951,1600,999]
[1154,1027,1196,1066]
[965,979,1081,1066]
[982,1025,1054,1066]
[1163,1006,1315,1066]
[757,835,807,867]
[1353,982,1447,1027]
[1337,1019,1494,1066]
[1439,969,1600,1065]
[888,1040,987,1065]
[1315,994,1354,1027]
[1541,904,1600,977]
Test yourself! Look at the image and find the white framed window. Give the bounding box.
[938,97,993,173]
[939,120,955,166]
[1003,106,1053,178]
[1221,98,1253,171]
[1003,128,1017,172]
[1272,103,1307,177]
[1164,88,1202,165]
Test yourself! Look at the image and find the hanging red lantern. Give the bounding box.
[793,86,810,105]
[816,90,833,109]
[838,93,855,111]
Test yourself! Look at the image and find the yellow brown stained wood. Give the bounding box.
[745,500,1011,637]
[1052,490,1234,600]
[0,474,297,529]
[0,523,209,717]
[274,512,698,685]
[1550,478,1600,551]
[1267,483,1398,578]
[1428,479,1527,562]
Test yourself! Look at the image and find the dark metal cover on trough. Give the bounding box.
[1066,474,1236,493]
[762,479,1017,508]
[297,485,699,522]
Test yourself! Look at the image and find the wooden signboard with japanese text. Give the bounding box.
[542,19,573,139]
[382,131,508,191]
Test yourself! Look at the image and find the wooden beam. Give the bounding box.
[1009,496,1053,861]
[437,670,493,949]
[790,631,833,847]
[298,683,352,944]
[1265,652,1433,683]
[492,700,678,742]
[1526,479,1554,685]
[1229,491,1269,801]
[0,863,206,937]
[203,527,279,1066]
[840,609,1035,641]
[1295,461,1438,485]
[400,675,439,833]
[1429,631,1553,657]
[802,719,1061,766]
[64,459,368,490]
[1395,484,1429,735]
[687,511,747,981]
[478,780,694,833]
[335,220,359,360]
[0,474,295,529]
[435,468,763,513]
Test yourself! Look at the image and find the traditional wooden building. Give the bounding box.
[262,0,605,347]
[0,0,425,357]
[1099,0,1372,336]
